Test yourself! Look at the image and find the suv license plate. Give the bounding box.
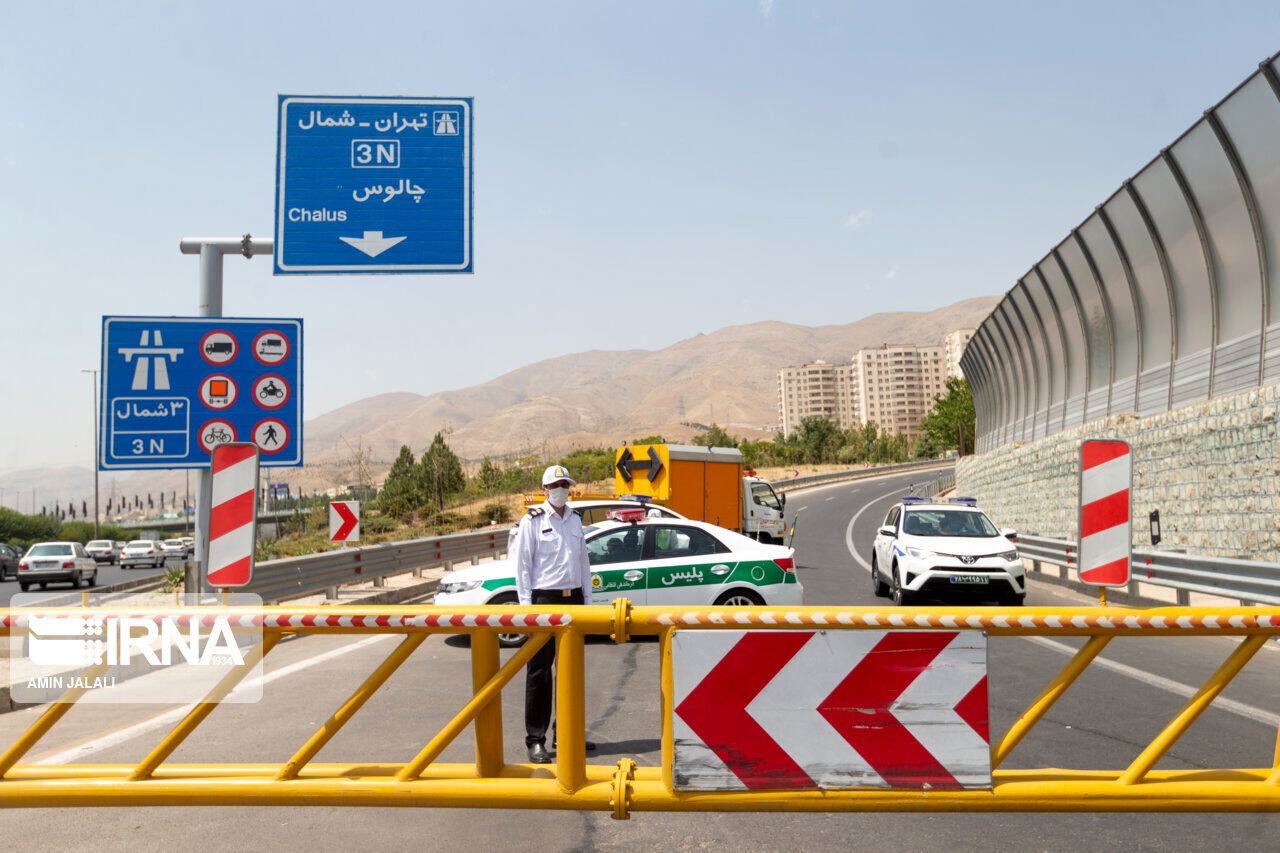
[950,575,989,584]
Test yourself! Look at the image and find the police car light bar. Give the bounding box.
[606,508,647,523]
[618,494,652,504]
[901,496,931,505]
[948,497,978,507]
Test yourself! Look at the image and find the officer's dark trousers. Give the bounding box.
[525,588,584,747]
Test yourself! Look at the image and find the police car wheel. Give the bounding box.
[714,589,763,607]
[871,554,890,598]
[890,564,914,606]
[489,593,529,647]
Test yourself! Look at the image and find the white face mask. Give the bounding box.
[546,487,570,508]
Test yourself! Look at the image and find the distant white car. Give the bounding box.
[120,540,165,569]
[161,539,190,560]
[439,513,803,646]
[18,542,98,591]
[85,539,121,564]
[871,497,1024,606]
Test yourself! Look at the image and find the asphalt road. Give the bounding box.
[0,559,170,608]
[1,468,1277,851]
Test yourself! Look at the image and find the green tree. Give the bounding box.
[558,447,614,485]
[692,423,738,448]
[377,445,421,516]
[918,376,976,455]
[795,416,842,464]
[631,435,666,446]
[475,456,503,494]
[419,431,466,509]
[0,507,61,549]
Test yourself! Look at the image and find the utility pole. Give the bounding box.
[80,368,101,537]
[180,235,273,592]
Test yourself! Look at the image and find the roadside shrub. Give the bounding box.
[480,503,510,524]
[363,516,398,534]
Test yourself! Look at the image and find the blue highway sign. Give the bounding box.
[100,317,303,470]
[274,95,473,275]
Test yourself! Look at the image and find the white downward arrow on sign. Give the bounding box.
[338,231,407,257]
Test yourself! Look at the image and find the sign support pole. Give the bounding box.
[180,235,273,593]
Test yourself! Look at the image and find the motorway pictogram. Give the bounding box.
[1078,439,1132,586]
[329,501,360,542]
[672,630,990,791]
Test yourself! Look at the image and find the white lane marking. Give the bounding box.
[845,493,902,573]
[824,496,835,502]
[1021,635,1280,728]
[34,634,394,764]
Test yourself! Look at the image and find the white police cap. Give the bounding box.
[541,465,576,486]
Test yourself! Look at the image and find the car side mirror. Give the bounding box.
[780,493,786,510]
[1001,528,1017,543]
[878,525,895,537]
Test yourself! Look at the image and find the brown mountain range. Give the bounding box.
[2,295,997,504]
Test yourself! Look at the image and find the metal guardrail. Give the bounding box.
[905,469,956,497]
[1,601,1277,814]
[245,529,511,603]
[770,459,954,493]
[1017,534,1280,607]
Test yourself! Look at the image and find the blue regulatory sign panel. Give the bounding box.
[100,317,303,470]
[274,95,473,275]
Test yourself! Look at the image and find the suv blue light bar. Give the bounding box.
[948,497,978,507]
[618,494,652,504]
[901,496,930,505]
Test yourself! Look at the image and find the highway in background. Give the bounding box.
[0,560,169,608]
[0,468,1276,849]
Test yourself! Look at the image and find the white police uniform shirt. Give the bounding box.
[514,506,593,605]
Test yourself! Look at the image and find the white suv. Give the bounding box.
[870,497,1024,606]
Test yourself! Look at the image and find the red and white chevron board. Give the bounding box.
[672,630,990,791]
[1078,439,1132,586]
[207,443,259,588]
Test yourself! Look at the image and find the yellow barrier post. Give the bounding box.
[396,633,549,782]
[0,659,113,778]
[659,628,675,794]
[470,630,504,777]
[1118,634,1268,785]
[276,633,427,781]
[555,627,586,794]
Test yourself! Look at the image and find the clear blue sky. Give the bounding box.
[2,1,1278,474]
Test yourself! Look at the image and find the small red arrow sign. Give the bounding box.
[329,501,360,542]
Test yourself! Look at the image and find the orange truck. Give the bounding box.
[613,443,787,542]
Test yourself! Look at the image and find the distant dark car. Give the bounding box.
[0,544,22,581]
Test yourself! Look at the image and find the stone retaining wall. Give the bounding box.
[956,385,1280,559]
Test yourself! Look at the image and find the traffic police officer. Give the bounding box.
[515,464,598,764]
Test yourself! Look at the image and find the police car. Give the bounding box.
[870,497,1024,606]
[437,510,803,645]
[504,496,686,554]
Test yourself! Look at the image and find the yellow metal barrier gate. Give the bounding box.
[0,602,1278,815]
